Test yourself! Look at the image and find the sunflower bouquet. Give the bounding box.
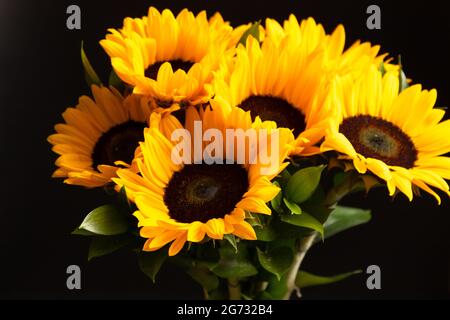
[48,7,450,300]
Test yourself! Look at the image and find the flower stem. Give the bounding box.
[228,278,241,300]
[282,233,317,300]
[325,173,363,207]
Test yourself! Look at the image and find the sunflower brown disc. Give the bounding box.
[92,120,146,169]
[145,59,194,80]
[164,163,249,223]
[340,115,418,168]
[237,95,306,136]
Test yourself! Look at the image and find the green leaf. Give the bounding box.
[238,21,261,46]
[278,169,291,188]
[195,242,220,269]
[72,228,96,236]
[78,204,130,236]
[270,181,283,214]
[324,206,371,239]
[81,41,102,87]
[108,69,123,90]
[300,186,331,225]
[332,171,346,187]
[296,270,361,288]
[304,184,326,205]
[285,165,325,204]
[223,234,238,253]
[254,224,278,242]
[138,249,167,283]
[264,273,288,299]
[280,211,324,238]
[300,203,332,225]
[211,243,258,278]
[268,238,296,251]
[88,234,133,261]
[187,267,220,292]
[257,247,293,280]
[283,198,302,215]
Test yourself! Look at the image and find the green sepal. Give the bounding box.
[238,21,261,46]
[81,41,102,87]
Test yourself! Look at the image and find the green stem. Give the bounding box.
[280,173,362,300]
[228,278,241,300]
[325,173,362,207]
[282,233,317,300]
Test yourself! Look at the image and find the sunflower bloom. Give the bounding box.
[48,86,152,187]
[322,66,450,203]
[212,33,336,156]
[113,105,294,256]
[100,7,233,106]
[265,15,397,80]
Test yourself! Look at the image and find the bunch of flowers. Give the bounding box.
[48,7,450,300]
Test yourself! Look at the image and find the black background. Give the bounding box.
[1,0,449,300]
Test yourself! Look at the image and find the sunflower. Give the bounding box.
[321,66,450,203]
[265,15,398,80]
[100,7,234,107]
[48,85,152,188]
[212,32,337,156]
[113,104,294,256]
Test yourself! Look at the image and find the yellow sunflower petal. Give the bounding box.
[101,7,233,104]
[48,86,151,188]
[232,220,257,240]
[412,179,442,204]
[187,221,206,242]
[146,230,180,251]
[205,218,225,240]
[168,231,187,256]
[237,197,271,215]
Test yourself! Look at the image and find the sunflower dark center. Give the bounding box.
[145,59,194,80]
[163,163,249,223]
[237,95,306,136]
[92,120,146,170]
[339,115,417,168]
